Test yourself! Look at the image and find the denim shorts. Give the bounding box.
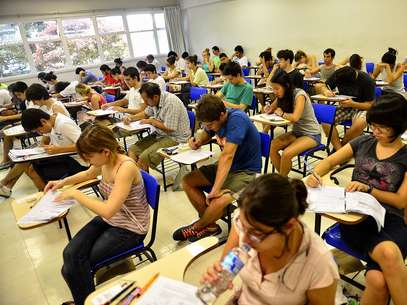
[292,131,321,144]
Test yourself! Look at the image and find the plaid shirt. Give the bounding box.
[144,92,190,143]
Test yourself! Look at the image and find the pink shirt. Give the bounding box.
[233,214,339,305]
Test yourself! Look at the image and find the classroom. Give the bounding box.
[1,0,407,304]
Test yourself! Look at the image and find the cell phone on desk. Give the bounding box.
[162,147,178,155]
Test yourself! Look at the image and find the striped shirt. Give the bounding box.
[99,164,150,235]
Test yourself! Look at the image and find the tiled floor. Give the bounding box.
[0,126,365,305]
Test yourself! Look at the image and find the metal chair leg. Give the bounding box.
[63,217,72,240]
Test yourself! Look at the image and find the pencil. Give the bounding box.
[140,272,159,294]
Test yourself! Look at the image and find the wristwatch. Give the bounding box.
[366,184,373,193]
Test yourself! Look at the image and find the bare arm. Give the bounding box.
[211,142,238,195]
[307,281,337,305]
[282,95,305,122]
[223,101,247,111]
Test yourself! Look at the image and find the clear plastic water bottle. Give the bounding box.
[197,243,251,305]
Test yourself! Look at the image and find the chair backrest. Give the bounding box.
[160,66,166,72]
[365,62,374,74]
[208,74,214,81]
[244,78,251,85]
[318,60,324,65]
[187,110,196,133]
[104,93,115,103]
[141,170,160,210]
[259,131,271,158]
[404,73,407,89]
[248,94,258,115]
[242,68,250,76]
[190,86,207,101]
[375,86,382,98]
[312,103,337,125]
[97,76,104,81]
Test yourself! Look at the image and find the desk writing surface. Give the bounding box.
[3,124,27,137]
[311,94,355,102]
[169,80,190,85]
[250,114,291,127]
[9,150,76,163]
[85,237,220,305]
[245,75,263,79]
[253,87,273,95]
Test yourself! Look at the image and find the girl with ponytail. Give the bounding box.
[45,123,149,305]
[201,173,339,305]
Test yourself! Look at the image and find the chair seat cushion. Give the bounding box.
[299,144,326,156]
[322,224,366,261]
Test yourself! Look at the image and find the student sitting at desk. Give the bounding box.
[267,49,304,89]
[162,55,181,81]
[212,46,221,71]
[220,52,230,64]
[114,57,126,73]
[124,82,190,171]
[173,94,261,242]
[372,48,406,97]
[43,71,59,93]
[99,64,121,96]
[305,48,337,82]
[306,94,407,305]
[143,64,166,92]
[146,54,160,71]
[75,84,106,110]
[216,62,253,111]
[180,51,189,72]
[54,81,80,100]
[255,51,274,107]
[184,55,210,87]
[294,50,317,75]
[27,83,70,117]
[320,66,375,151]
[37,72,49,89]
[202,48,215,73]
[202,174,339,305]
[266,70,321,176]
[75,67,98,85]
[45,124,149,305]
[111,67,128,91]
[0,108,85,197]
[232,45,248,67]
[101,67,145,115]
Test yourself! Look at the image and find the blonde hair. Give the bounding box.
[75,83,91,96]
[76,123,125,160]
[203,48,210,56]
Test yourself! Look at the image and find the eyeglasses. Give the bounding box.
[369,123,392,133]
[234,215,278,244]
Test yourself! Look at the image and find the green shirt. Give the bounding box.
[192,67,209,86]
[212,56,221,70]
[0,83,8,90]
[220,82,253,106]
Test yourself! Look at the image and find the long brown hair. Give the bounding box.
[76,123,125,160]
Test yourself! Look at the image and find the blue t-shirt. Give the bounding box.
[82,70,98,84]
[208,109,261,173]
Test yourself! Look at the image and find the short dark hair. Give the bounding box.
[219,53,228,59]
[196,94,226,122]
[212,46,220,52]
[323,48,336,58]
[238,174,308,229]
[367,93,407,140]
[54,82,70,93]
[222,62,242,77]
[335,66,357,84]
[26,83,50,101]
[181,51,189,59]
[167,56,176,66]
[114,58,123,65]
[44,71,57,81]
[219,63,227,72]
[123,67,140,81]
[136,60,147,70]
[259,51,272,62]
[111,67,121,75]
[276,49,294,63]
[21,108,50,131]
[271,69,294,113]
[37,72,47,80]
[294,50,307,62]
[349,54,362,70]
[234,45,244,54]
[382,47,397,66]
[186,55,198,65]
[99,64,111,72]
[75,67,85,74]
[139,82,161,98]
[167,51,177,58]
[146,54,154,61]
[143,64,157,73]
[12,81,28,94]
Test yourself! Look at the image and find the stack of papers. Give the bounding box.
[401,131,407,141]
[4,125,26,136]
[116,121,156,133]
[136,276,203,305]
[17,191,77,225]
[87,109,117,116]
[307,186,386,231]
[10,147,45,157]
[311,94,355,101]
[170,149,214,165]
[260,113,285,121]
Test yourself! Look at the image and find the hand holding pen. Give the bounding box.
[306,171,323,188]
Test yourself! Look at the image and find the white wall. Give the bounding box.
[182,0,407,64]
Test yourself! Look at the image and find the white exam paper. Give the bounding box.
[170,150,214,165]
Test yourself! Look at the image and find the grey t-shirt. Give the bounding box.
[350,135,407,218]
[290,89,321,136]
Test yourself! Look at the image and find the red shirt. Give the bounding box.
[104,73,120,95]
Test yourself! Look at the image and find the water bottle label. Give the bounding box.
[221,251,244,276]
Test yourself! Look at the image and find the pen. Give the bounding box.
[102,281,135,305]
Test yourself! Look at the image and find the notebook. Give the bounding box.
[260,113,285,121]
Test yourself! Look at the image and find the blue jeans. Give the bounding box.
[61,216,146,305]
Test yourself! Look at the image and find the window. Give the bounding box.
[0,11,170,78]
[97,16,129,61]
[0,24,30,77]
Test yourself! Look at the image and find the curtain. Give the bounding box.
[164,7,186,55]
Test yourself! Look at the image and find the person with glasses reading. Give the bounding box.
[201,174,339,305]
[306,93,407,305]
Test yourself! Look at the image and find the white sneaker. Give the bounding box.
[0,185,11,198]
